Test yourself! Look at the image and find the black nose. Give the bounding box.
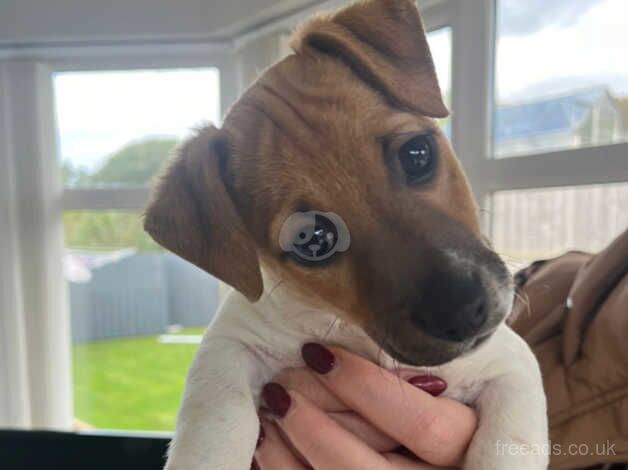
[411,274,488,343]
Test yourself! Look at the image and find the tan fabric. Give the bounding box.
[510,229,628,469]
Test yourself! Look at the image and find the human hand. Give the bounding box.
[254,344,478,469]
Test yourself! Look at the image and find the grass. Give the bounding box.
[72,327,205,431]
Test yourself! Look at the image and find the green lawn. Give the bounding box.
[72,327,205,431]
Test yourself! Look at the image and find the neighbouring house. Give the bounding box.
[494,86,625,158]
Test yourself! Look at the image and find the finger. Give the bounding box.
[273,368,446,413]
[329,411,398,452]
[272,368,445,452]
[255,417,308,470]
[265,411,310,466]
[301,344,477,466]
[263,383,392,470]
[383,452,453,470]
[272,369,400,451]
[274,367,346,412]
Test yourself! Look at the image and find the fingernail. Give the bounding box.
[302,343,336,374]
[407,375,447,396]
[262,382,291,418]
[256,423,265,448]
[251,459,260,470]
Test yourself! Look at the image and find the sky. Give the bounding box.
[496,0,628,101]
[55,0,628,173]
[427,27,452,104]
[54,68,220,171]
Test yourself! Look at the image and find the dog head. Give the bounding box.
[144,0,513,366]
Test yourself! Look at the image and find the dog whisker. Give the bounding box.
[323,316,339,341]
[267,279,285,298]
[514,289,532,319]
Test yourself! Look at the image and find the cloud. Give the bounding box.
[499,0,598,36]
[54,68,220,170]
[496,0,628,100]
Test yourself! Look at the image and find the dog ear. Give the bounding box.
[291,0,448,118]
[144,126,263,302]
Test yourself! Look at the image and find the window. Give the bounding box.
[55,68,220,187]
[492,183,628,270]
[55,69,221,431]
[487,0,628,273]
[494,0,628,158]
[427,27,452,133]
[417,0,628,277]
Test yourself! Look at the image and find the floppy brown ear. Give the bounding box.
[144,126,263,302]
[291,0,448,118]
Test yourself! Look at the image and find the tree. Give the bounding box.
[62,160,90,186]
[64,137,178,251]
[89,138,178,186]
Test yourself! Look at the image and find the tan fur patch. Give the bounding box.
[145,0,500,340]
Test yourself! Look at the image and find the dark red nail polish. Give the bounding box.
[262,382,291,418]
[302,343,336,374]
[408,375,447,396]
[251,459,260,470]
[256,423,265,448]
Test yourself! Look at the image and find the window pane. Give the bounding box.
[494,0,628,158]
[65,211,219,431]
[427,27,452,135]
[491,183,628,270]
[55,68,220,187]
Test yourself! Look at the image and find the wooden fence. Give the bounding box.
[69,253,219,343]
[492,182,628,270]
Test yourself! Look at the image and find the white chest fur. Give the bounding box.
[167,288,549,470]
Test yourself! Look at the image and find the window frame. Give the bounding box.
[0,42,234,430]
[50,46,236,212]
[421,0,628,233]
[52,50,233,430]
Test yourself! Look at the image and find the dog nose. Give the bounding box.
[411,275,488,343]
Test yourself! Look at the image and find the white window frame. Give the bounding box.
[52,45,237,212]
[0,42,235,429]
[421,0,628,234]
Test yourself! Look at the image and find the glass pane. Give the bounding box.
[494,0,628,158]
[55,68,220,187]
[491,183,628,270]
[427,27,452,135]
[65,211,219,431]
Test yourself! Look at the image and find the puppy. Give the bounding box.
[144,0,548,468]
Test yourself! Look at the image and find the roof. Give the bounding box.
[495,87,614,142]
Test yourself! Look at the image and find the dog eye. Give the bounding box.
[398,134,437,184]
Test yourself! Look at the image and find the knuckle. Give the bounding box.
[409,412,455,456]
[273,367,307,388]
[272,367,296,383]
[298,436,326,460]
